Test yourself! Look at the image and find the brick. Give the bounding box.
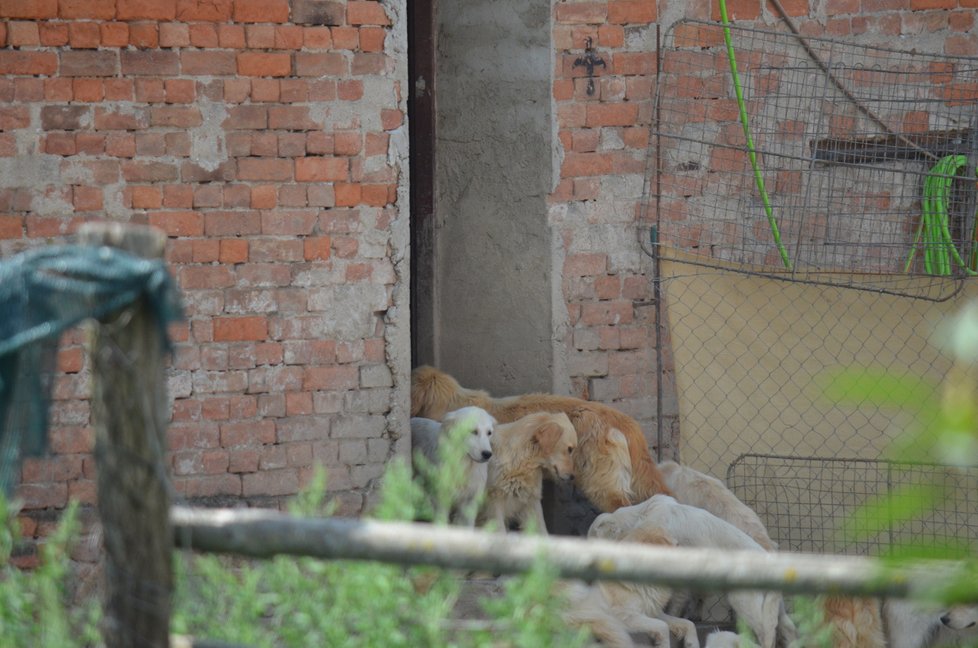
[122,160,178,182]
[3,0,57,19]
[331,26,358,49]
[608,0,656,24]
[334,183,361,206]
[245,24,275,48]
[238,157,293,181]
[0,216,24,239]
[41,105,88,130]
[106,79,134,100]
[73,185,103,210]
[275,25,304,49]
[100,22,129,46]
[160,22,190,47]
[237,52,292,77]
[15,483,67,510]
[95,106,149,130]
[337,79,363,100]
[359,26,385,52]
[235,0,289,22]
[148,210,203,236]
[164,79,195,103]
[295,157,348,182]
[381,109,403,130]
[243,468,299,496]
[218,23,246,47]
[295,52,346,76]
[8,21,39,46]
[38,23,68,47]
[293,0,345,25]
[268,106,317,129]
[220,239,249,263]
[129,22,159,47]
[121,50,179,76]
[561,152,613,177]
[71,79,103,102]
[0,51,57,75]
[131,185,163,209]
[710,0,761,20]
[252,78,280,102]
[586,102,639,127]
[204,210,261,235]
[612,52,656,76]
[351,52,386,75]
[261,210,317,235]
[183,23,216,47]
[214,316,268,342]
[150,106,202,128]
[555,2,607,23]
[58,0,113,18]
[117,0,176,20]
[347,1,391,25]
[176,0,233,21]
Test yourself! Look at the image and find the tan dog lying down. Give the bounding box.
[478,411,577,534]
[563,527,698,648]
[411,365,670,512]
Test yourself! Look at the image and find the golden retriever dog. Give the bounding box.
[411,406,495,526]
[818,596,885,648]
[411,365,671,512]
[658,460,776,551]
[588,495,787,648]
[478,411,577,534]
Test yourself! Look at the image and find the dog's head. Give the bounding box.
[941,605,978,630]
[531,412,577,481]
[442,406,495,463]
[572,420,633,511]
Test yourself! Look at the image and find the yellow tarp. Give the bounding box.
[660,250,977,479]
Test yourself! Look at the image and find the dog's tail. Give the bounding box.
[628,441,674,501]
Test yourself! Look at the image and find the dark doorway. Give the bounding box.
[408,0,435,369]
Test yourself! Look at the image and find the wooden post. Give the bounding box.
[80,223,172,648]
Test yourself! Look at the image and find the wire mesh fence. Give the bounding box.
[649,19,978,299]
[727,454,978,556]
[647,19,978,561]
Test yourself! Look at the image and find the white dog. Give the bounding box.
[411,406,495,526]
[589,495,784,648]
[564,526,699,647]
[884,600,978,648]
[658,461,776,551]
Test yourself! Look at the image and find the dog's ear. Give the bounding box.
[602,427,628,450]
[533,421,564,453]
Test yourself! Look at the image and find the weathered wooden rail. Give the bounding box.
[171,505,969,600]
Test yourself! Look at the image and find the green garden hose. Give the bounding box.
[717,0,793,270]
[905,155,978,276]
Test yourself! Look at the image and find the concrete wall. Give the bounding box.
[433,0,559,396]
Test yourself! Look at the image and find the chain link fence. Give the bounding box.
[646,19,978,560]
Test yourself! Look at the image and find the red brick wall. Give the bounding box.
[1,0,409,545]
[549,0,978,458]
